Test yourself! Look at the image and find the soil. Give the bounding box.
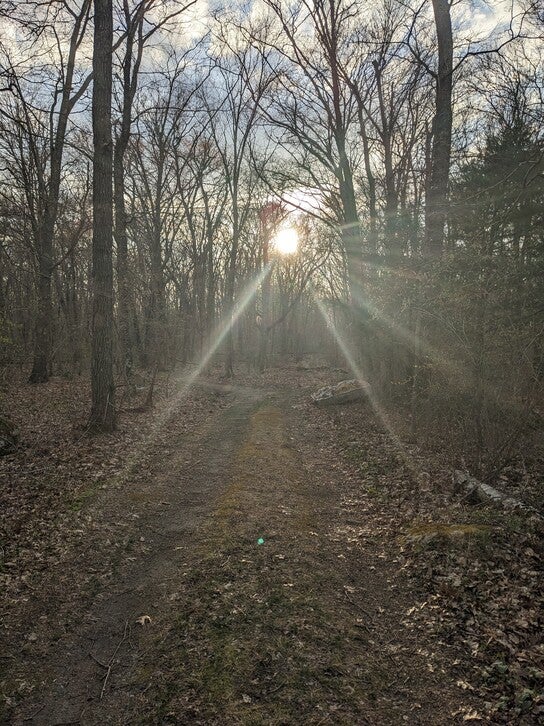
[1,366,541,724]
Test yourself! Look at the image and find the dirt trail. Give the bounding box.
[7,378,477,725]
[7,383,260,724]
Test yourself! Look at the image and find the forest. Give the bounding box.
[1,1,543,724]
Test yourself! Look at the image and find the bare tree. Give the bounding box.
[424,0,453,256]
[113,0,197,377]
[205,26,274,376]
[0,1,94,382]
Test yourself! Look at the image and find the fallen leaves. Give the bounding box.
[2,365,543,724]
[0,372,225,720]
[135,615,152,626]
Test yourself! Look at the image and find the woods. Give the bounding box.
[1,2,543,723]
[0,0,541,457]
[1,1,541,465]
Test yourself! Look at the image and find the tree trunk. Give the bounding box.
[28,247,52,382]
[425,0,453,256]
[114,11,145,378]
[206,232,215,336]
[148,226,166,369]
[114,150,132,377]
[224,248,237,378]
[89,0,115,431]
[358,111,377,256]
[28,0,91,382]
[257,230,271,372]
[327,3,364,353]
[224,207,239,377]
[373,60,398,258]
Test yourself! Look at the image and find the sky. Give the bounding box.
[0,0,533,73]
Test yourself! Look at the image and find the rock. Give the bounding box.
[311,379,366,407]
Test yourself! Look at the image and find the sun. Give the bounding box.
[272,227,298,256]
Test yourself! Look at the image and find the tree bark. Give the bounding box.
[224,225,239,378]
[257,227,271,372]
[358,111,377,256]
[114,5,145,378]
[326,0,364,345]
[373,60,398,258]
[89,0,116,431]
[28,250,53,382]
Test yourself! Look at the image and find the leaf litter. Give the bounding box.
[1,364,542,724]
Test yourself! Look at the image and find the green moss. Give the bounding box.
[68,480,102,511]
[405,522,492,546]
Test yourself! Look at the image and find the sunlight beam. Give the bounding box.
[350,289,516,414]
[351,290,458,378]
[117,265,272,483]
[311,290,421,480]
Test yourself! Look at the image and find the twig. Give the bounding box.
[88,652,108,669]
[343,589,373,619]
[264,680,286,696]
[22,703,45,721]
[100,620,129,700]
[385,674,410,690]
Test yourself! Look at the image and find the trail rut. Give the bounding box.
[12,384,263,724]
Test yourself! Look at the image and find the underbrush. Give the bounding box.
[389,381,544,510]
[333,396,544,724]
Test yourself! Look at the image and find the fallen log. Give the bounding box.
[453,470,543,519]
[311,379,366,407]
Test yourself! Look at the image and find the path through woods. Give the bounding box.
[4,371,482,724]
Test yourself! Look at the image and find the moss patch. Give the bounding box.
[405,523,493,545]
